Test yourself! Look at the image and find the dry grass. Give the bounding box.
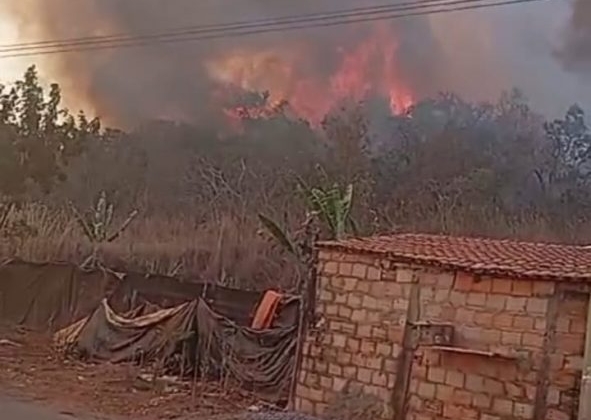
[0,204,297,290]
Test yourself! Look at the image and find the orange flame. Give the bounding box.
[206,23,414,125]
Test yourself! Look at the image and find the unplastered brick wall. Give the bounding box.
[295,248,587,420]
[294,250,409,418]
[407,268,585,420]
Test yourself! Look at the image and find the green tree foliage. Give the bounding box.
[0,65,100,198]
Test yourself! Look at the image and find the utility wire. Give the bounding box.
[0,0,549,59]
[0,0,495,51]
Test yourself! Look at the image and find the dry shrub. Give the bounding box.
[0,204,296,290]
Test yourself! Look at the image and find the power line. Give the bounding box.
[0,0,549,59]
[0,0,488,51]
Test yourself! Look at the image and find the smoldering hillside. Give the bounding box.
[3,0,590,126]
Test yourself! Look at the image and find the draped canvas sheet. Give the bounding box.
[54,298,297,397]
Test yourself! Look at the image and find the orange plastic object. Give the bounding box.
[251,290,282,330]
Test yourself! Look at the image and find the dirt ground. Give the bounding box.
[0,326,260,420]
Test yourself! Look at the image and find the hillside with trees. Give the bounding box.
[1,66,590,288]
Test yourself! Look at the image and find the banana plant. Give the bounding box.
[296,178,357,240]
[0,201,14,232]
[71,191,138,268]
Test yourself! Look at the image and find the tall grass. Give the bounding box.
[0,204,295,290]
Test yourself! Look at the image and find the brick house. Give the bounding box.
[294,233,591,420]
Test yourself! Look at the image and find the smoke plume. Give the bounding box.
[2,0,590,126]
[559,0,591,73]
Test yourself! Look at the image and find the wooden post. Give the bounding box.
[578,292,591,420]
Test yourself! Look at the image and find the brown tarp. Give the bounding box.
[55,298,297,397]
[0,261,300,332]
[55,298,197,363]
[0,260,119,330]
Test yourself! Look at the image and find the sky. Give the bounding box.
[0,0,587,123]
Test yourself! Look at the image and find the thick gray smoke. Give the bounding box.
[3,0,590,126]
[559,0,591,73]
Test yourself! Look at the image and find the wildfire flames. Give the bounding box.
[206,24,414,125]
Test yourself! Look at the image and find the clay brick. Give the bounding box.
[522,332,544,348]
[434,289,450,303]
[326,304,338,316]
[526,297,547,314]
[482,328,502,344]
[472,277,492,292]
[484,378,504,395]
[335,293,347,304]
[299,398,314,413]
[360,340,376,354]
[512,280,533,296]
[362,295,379,310]
[437,272,455,288]
[384,282,403,297]
[452,389,472,405]
[423,399,444,415]
[420,286,435,301]
[474,311,494,326]
[377,342,392,356]
[545,409,570,420]
[436,384,454,400]
[318,250,331,261]
[367,266,382,280]
[455,271,473,291]
[319,375,332,389]
[565,355,583,370]
[473,393,492,409]
[448,291,467,308]
[534,318,547,331]
[456,308,475,323]
[309,387,325,402]
[357,368,373,384]
[493,398,514,416]
[533,281,555,296]
[481,415,501,420]
[417,381,436,399]
[506,296,527,312]
[338,262,353,276]
[546,387,560,405]
[343,366,357,379]
[371,371,388,387]
[570,318,586,334]
[356,280,371,293]
[486,294,507,310]
[505,382,524,398]
[512,315,534,330]
[501,331,522,345]
[333,334,346,348]
[492,278,512,294]
[342,277,358,291]
[319,289,334,302]
[324,261,338,274]
[425,304,442,318]
[396,268,414,283]
[513,402,534,419]
[465,374,485,392]
[336,350,352,365]
[350,309,366,322]
[427,367,446,384]
[372,326,387,340]
[338,305,352,318]
[443,404,478,420]
[493,313,513,328]
[352,263,367,279]
[445,370,465,388]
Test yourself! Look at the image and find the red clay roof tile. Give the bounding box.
[317,233,591,280]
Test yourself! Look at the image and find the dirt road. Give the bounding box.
[0,395,84,420]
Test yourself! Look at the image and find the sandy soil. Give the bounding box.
[0,326,258,420]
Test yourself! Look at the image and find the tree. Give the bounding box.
[0,65,100,198]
